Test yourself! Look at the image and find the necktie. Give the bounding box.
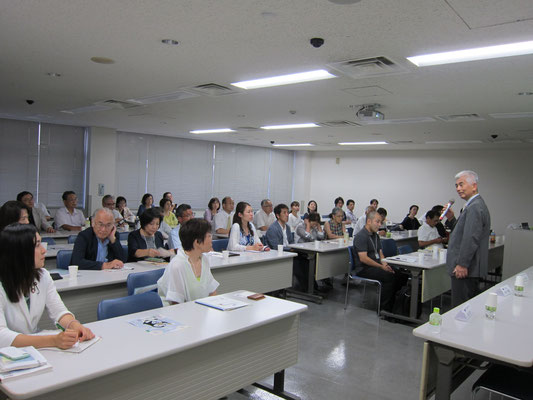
[227,215,231,230]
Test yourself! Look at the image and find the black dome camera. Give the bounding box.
[26,99,34,105]
[491,134,498,139]
[310,38,324,48]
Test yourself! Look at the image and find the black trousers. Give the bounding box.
[358,266,408,311]
[451,276,479,307]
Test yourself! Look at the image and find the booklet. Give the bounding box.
[195,295,248,311]
[0,347,51,381]
[128,315,187,334]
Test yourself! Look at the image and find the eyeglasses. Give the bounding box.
[94,222,114,230]
[104,202,116,206]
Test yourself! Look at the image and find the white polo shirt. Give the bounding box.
[417,221,443,248]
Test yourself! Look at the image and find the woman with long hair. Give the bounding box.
[227,202,265,251]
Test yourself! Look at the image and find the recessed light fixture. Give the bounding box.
[231,69,335,90]
[161,39,179,45]
[46,72,61,77]
[90,56,115,64]
[338,141,388,145]
[272,143,314,147]
[190,128,235,134]
[518,92,533,96]
[407,40,533,67]
[260,123,319,130]
[425,140,483,144]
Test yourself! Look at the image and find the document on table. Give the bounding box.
[36,331,102,353]
[195,295,248,311]
[388,255,418,263]
[128,315,187,334]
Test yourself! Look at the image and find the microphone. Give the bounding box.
[439,199,455,220]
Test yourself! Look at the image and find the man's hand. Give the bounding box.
[46,226,55,233]
[453,265,468,279]
[445,209,455,220]
[107,225,117,243]
[102,259,124,269]
[381,262,394,273]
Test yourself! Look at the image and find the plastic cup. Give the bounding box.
[222,250,229,260]
[277,244,284,255]
[68,265,78,278]
[418,253,425,263]
[314,240,320,249]
[439,249,446,263]
[432,246,439,259]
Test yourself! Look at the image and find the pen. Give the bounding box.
[55,323,65,332]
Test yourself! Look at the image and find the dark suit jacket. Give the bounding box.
[446,195,490,278]
[127,229,165,262]
[264,221,294,249]
[71,228,126,270]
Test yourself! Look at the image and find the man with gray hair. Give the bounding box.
[446,170,491,306]
[253,199,275,231]
[71,208,127,270]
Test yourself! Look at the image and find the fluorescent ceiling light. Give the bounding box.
[190,128,235,134]
[272,143,314,147]
[358,117,436,125]
[338,141,388,145]
[260,123,319,130]
[407,40,533,67]
[489,112,533,119]
[231,69,335,90]
[425,140,483,144]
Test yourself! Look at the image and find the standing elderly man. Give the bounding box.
[254,199,276,231]
[446,170,491,307]
[71,208,127,270]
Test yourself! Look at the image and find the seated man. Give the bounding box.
[168,204,194,250]
[431,204,457,237]
[345,199,357,224]
[264,203,294,249]
[353,211,407,312]
[71,208,127,270]
[16,191,55,233]
[101,194,126,228]
[353,206,373,236]
[377,207,388,236]
[418,210,446,249]
[253,199,275,231]
[55,191,86,231]
[213,196,235,235]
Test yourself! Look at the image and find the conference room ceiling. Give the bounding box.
[1,0,532,151]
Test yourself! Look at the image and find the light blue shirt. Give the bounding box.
[465,193,480,209]
[96,238,110,262]
[169,225,182,250]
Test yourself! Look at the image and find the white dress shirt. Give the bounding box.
[54,207,85,229]
[253,209,276,230]
[214,209,234,232]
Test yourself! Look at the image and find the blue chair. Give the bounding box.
[344,247,382,314]
[127,269,165,295]
[97,291,163,320]
[118,231,130,241]
[212,238,229,252]
[56,250,73,269]
[472,364,533,399]
[398,244,413,255]
[380,238,398,258]
[347,227,354,237]
[67,235,77,244]
[41,237,55,245]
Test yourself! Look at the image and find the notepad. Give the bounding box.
[195,295,248,311]
[40,336,102,353]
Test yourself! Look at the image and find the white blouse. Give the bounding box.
[227,223,262,252]
[0,269,71,347]
[157,249,219,305]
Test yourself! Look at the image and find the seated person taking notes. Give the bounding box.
[417,210,447,249]
[213,196,235,235]
[0,224,94,348]
[127,208,168,262]
[264,203,294,249]
[157,219,219,305]
[71,208,127,270]
[228,202,265,251]
[54,191,86,231]
[168,204,194,250]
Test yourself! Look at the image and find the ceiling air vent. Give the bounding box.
[327,56,407,79]
[435,114,484,122]
[188,83,242,97]
[389,140,414,144]
[96,99,141,109]
[127,90,199,105]
[61,104,113,114]
[318,120,361,127]
[236,126,261,132]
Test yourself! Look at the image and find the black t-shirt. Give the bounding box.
[401,215,421,230]
[353,228,382,269]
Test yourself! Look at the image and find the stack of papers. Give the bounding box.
[0,346,51,381]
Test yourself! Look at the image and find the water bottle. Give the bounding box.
[490,230,496,243]
[429,307,442,334]
[485,293,498,319]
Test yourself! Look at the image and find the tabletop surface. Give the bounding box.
[288,239,351,253]
[0,292,307,398]
[413,265,533,367]
[206,250,296,270]
[385,251,445,270]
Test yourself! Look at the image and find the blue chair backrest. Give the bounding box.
[97,291,163,320]
[212,238,229,252]
[347,227,354,237]
[67,235,77,244]
[398,244,413,255]
[56,250,73,269]
[381,238,398,258]
[41,237,55,245]
[347,246,357,274]
[127,268,165,296]
[118,231,130,241]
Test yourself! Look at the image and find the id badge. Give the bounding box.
[374,252,379,259]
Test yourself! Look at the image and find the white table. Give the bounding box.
[3,292,307,400]
[208,251,296,295]
[413,266,533,400]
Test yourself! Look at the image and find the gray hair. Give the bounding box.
[455,170,478,184]
[332,207,343,217]
[94,208,114,220]
[366,210,378,223]
[365,205,373,214]
[261,199,272,207]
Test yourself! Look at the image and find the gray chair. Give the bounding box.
[472,364,533,399]
[344,247,382,314]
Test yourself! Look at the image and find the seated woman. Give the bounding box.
[324,207,346,239]
[302,200,318,221]
[400,205,421,231]
[0,223,94,348]
[0,201,30,231]
[227,202,265,251]
[203,197,220,223]
[157,218,219,305]
[127,208,168,262]
[137,193,153,217]
[160,198,178,229]
[116,196,135,223]
[297,213,325,242]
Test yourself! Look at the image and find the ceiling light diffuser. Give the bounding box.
[231,69,335,90]
[425,140,483,144]
[407,40,533,67]
[260,123,319,130]
[338,141,387,145]
[272,143,314,147]
[190,128,235,134]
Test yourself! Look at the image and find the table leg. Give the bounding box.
[434,345,455,400]
[252,370,301,400]
[285,252,323,304]
[410,270,421,319]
